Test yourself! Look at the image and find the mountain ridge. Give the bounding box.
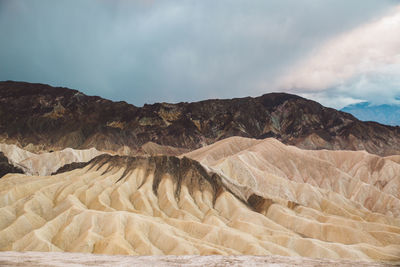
[1,80,399,156]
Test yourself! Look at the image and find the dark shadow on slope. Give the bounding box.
[0,152,23,178]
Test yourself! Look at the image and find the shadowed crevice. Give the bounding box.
[0,152,24,178]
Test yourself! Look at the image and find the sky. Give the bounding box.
[0,0,399,109]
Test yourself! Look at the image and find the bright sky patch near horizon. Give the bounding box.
[0,0,399,109]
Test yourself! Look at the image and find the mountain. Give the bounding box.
[0,137,399,262]
[1,81,400,156]
[1,81,400,264]
[342,102,400,126]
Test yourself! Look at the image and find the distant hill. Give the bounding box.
[342,102,400,126]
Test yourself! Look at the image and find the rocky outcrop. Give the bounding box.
[85,154,226,201]
[1,81,400,156]
[51,161,91,175]
[0,152,23,178]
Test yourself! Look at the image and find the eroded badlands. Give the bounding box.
[0,137,399,263]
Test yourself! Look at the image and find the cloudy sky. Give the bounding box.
[0,0,399,108]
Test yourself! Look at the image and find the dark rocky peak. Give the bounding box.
[0,81,399,156]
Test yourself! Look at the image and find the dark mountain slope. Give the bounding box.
[0,81,399,156]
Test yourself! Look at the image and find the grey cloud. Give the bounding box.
[0,0,397,105]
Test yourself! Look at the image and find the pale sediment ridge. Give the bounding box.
[0,145,399,263]
[0,143,105,176]
[0,142,188,177]
[185,137,400,217]
[0,251,395,267]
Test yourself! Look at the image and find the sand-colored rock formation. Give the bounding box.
[0,141,187,177]
[0,146,399,263]
[0,143,105,176]
[186,137,400,217]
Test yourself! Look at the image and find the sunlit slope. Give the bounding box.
[0,143,105,176]
[186,137,400,217]
[0,153,399,262]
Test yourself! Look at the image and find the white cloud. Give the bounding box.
[298,92,365,109]
[275,5,400,98]
[296,63,400,109]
